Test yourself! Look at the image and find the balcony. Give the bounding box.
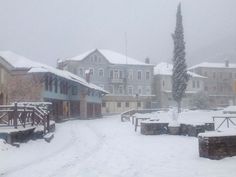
[109,78,124,84]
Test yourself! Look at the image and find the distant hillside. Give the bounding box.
[188,35,236,66]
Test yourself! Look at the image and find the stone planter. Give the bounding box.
[168,126,180,135]
[198,132,236,159]
[141,122,169,135]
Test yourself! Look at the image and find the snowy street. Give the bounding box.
[1,113,236,177]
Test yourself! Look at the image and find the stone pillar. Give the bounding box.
[80,93,87,119]
[92,103,96,118]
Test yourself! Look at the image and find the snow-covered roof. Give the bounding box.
[0,51,108,94]
[189,62,236,70]
[65,49,153,66]
[154,62,206,78]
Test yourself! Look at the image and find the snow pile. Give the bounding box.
[134,109,222,126]
[0,139,12,151]
[199,128,236,137]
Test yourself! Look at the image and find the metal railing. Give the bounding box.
[212,115,236,130]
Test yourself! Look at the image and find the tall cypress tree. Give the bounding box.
[172,3,189,113]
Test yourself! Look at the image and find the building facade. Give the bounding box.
[189,61,236,107]
[152,63,206,108]
[0,51,107,121]
[58,49,154,113]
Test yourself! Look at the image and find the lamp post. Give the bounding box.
[135,93,139,110]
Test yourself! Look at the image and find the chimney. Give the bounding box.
[145,57,150,64]
[225,60,229,67]
[85,69,91,83]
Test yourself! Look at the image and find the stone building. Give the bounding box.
[0,51,107,121]
[152,63,206,108]
[0,57,11,105]
[58,49,154,113]
[189,61,236,107]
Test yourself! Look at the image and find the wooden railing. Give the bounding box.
[0,102,50,133]
[121,108,168,122]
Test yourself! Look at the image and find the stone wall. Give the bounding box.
[7,72,44,103]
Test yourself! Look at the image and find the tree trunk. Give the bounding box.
[177,101,181,113]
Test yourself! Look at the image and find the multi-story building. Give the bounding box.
[189,61,236,107]
[0,51,107,121]
[152,62,206,108]
[58,49,155,113]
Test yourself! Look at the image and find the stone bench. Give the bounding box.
[198,131,236,159]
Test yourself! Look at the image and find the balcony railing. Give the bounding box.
[109,78,124,83]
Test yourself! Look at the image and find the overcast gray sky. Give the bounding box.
[0,0,235,67]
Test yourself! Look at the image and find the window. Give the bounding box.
[162,80,165,88]
[98,57,101,63]
[128,86,133,95]
[117,102,121,108]
[119,71,123,79]
[114,70,119,79]
[45,75,49,91]
[72,86,78,95]
[109,85,114,94]
[110,70,113,79]
[138,71,142,80]
[137,102,141,108]
[145,71,150,80]
[192,80,196,88]
[128,70,133,80]
[79,68,84,77]
[213,72,216,79]
[125,102,129,107]
[89,68,94,76]
[49,76,53,92]
[146,87,151,95]
[138,87,142,95]
[54,78,58,93]
[102,102,106,107]
[99,68,104,77]
[119,85,123,94]
[94,55,97,62]
[197,81,200,88]
[219,72,222,79]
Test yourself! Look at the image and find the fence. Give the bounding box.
[120,108,168,122]
[213,115,236,130]
[0,102,50,133]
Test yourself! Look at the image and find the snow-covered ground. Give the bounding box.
[1,111,236,177]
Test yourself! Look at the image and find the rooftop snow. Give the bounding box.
[189,62,236,70]
[66,49,153,66]
[154,62,206,78]
[0,51,107,93]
